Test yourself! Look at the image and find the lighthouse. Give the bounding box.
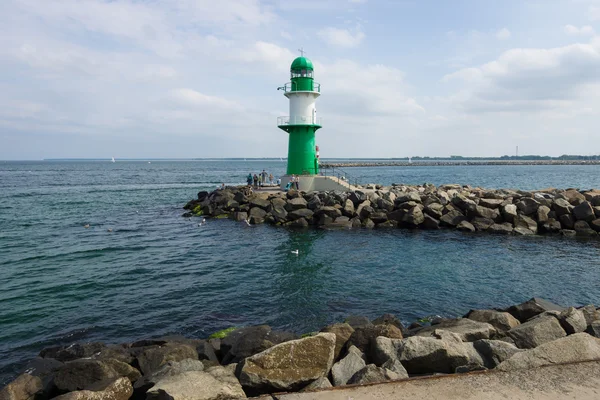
[277,52,322,181]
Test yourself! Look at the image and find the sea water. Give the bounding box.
[1,160,600,384]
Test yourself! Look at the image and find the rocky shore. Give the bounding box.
[183,184,600,237]
[3,298,600,399]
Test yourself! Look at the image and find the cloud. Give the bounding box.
[169,88,242,111]
[564,24,596,36]
[591,6,600,21]
[496,28,511,40]
[318,27,365,48]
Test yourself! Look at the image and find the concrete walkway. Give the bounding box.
[270,361,600,400]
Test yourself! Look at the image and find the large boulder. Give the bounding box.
[487,223,513,234]
[301,377,332,391]
[514,215,538,234]
[516,198,540,215]
[579,304,600,326]
[558,307,587,334]
[456,220,475,232]
[497,333,600,371]
[0,374,43,400]
[506,297,566,322]
[552,198,573,216]
[343,199,355,217]
[146,367,245,400]
[39,342,106,362]
[221,326,298,365]
[136,343,198,376]
[331,346,366,386]
[285,197,308,211]
[347,364,403,385]
[469,205,500,220]
[53,359,121,392]
[236,333,336,393]
[471,217,494,231]
[506,316,566,349]
[401,206,425,227]
[346,324,403,355]
[573,201,595,222]
[422,214,440,230]
[133,359,205,394]
[466,310,520,334]
[372,314,407,336]
[439,210,466,227]
[501,204,518,223]
[249,197,270,211]
[287,208,314,221]
[248,207,267,224]
[414,318,496,342]
[479,198,504,209]
[574,220,598,236]
[320,323,354,361]
[52,377,132,400]
[472,339,524,368]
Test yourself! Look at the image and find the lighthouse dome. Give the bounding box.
[291,56,314,71]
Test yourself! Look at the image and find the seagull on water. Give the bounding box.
[291,249,299,255]
[84,224,90,229]
[107,228,113,232]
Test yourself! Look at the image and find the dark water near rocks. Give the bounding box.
[2,160,600,384]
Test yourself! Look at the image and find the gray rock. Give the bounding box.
[558,307,587,334]
[590,219,600,232]
[380,358,408,377]
[346,324,403,354]
[451,195,477,212]
[513,227,535,235]
[315,206,342,219]
[285,197,308,211]
[221,326,298,365]
[540,219,562,233]
[248,207,267,224]
[331,346,366,386]
[344,315,372,329]
[497,333,600,371]
[516,198,540,215]
[573,201,595,222]
[372,314,407,335]
[0,374,43,400]
[560,229,577,237]
[587,320,600,338]
[39,342,106,362]
[347,364,402,385]
[439,210,466,227]
[146,368,245,400]
[249,197,270,210]
[471,217,494,231]
[479,198,503,209]
[501,204,518,223]
[473,339,524,368]
[424,203,444,219]
[456,342,487,373]
[362,218,375,229]
[370,211,389,224]
[514,215,538,234]
[396,330,470,374]
[414,318,496,342]
[376,198,394,212]
[487,223,513,234]
[137,343,198,376]
[290,217,309,228]
[579,305,600,326]
[236,333,336,393]
[559,213,575,229]
[395,192,421,204]
[288,208,314,221]
[469,205,500,220]
[552,198,573,216]
[422,214,440,229]
[507,317,566,349]
[348,191,368,206]
[320,323,355,361]
[574,220,598,236]
[343,199,355,216]
[52,377,132,400]
[507,297,566,322]
[536,205,551,223]
[54,359,121,392]
[134,359,205,393]
[456,220,475,232]
[466,310,521,334]
[301,377,332,391]
[401,206,424,227]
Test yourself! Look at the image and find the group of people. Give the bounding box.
[284,174,300,191]
[247,169,278,189]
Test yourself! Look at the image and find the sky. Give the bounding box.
[1,0,600,159]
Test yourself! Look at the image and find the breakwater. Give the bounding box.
[183,184,600,237]
[320,160,600,168]
[3,298,600,399]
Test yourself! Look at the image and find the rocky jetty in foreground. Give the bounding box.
[183,184,600,237]
[3,298,600,399]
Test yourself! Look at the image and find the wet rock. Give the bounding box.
[487,223,513,234]
[370,211,389,224]
[401,206,424,227]
[54,359,121,392]
[471,217,494,231]
[472,339,524,368]
[347,364,402,385]
[331,346,366,386]
[414,318,496,342]
[422,214,440,229]
[506,297,566,322]
[558,307,587,334]
[559,214,575,229]
[221,326,297,365]
[52,377,132,400]
[516,198,540,215]
[320,323,355,361]
[137,343,198,376]
[497,333,600,371]
[287,208,314,221]
[466,310,520,334]
[590,219,600,232]
[440,210,466,227]
[290,217,309,228]
[456,220,475,232]
[514,215,538,234]
[236,333,336,393]
[146,367,245,400]
[248,207,267,224]
[540,219,562,234]
[574,220,598,236]
[507,317,566,349]
[0,373,43,400]
[100,358,140,382]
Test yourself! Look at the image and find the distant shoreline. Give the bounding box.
[321,160,600,168]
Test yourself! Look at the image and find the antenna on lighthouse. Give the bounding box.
[298,47,306,57]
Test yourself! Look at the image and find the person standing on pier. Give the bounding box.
[269,173,274,185]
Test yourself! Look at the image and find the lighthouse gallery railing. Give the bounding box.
[278,82,321,93]
[277,116,323,126]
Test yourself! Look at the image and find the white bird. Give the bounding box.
[83,224,90,229]
[244,219,251,226]
[291,250,299,255]
[107,228,113,232]
[202,218,206,224]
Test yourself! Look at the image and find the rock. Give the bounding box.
[414,318,496,342]
[401,206,424,227]
[39,342,106,362]
[558,307,587,334]
[466,310,521,334]
[370,211,389,224]
[516,198,540,215]
[562,189,586,204]
[451,195,476,212]
[372,314,407,335]
[513,227,535,235]
[100,358,141,382]
[559,213,575,229]
[288,208,314,221]
[347,364,402,385]
[395,192,421,204]
[456,220,475,232]
[249,197,270,210]
[473,339,524,368]
[320,323,355,361]
[344,315,372,329]
[560,229,577,237]
[440,210,466,227]
[514,215,538,234]
[573,201,595,222]
[286,197,308,211]
[507,297,566,322]
[52,377,132,400]
[587,321,600,338]
[290,217,309,228]
[552,198,573,216]
[574,220,598,236]
[479,198,504,209]
[314,206,342,219]
[422,214,440,229]
[469,205,500,220]
[355,200,371,218]
[248,207,267,224]
[501,204,518,223]
[301,377,332,391]
[590,219,600,232]
[362,218,375,229]
[53,359,121,392]
[307,196,322,210]
[470,217,494,231]
[146,368,245,400]
[458,342,487,372]
[346,324,404,355]
[331,346,366,386]
[396,330,470,374]
[376,198,394,212]
[424,203,444,219]
[536,205,551,223]
[0,374,43,400]
[236,333,336,393]
[348,191,368,206]
[221,326,298,365]
[507,317,566,349]
[134,359,205,394]
[380,358,408,377]
[343,199,355,216]
[540,219,562,234]
[579,305,600,326]
[497,333,600,371]
[137,343,198,376]
[487,223,513,234]
[234,211,248,222]
[270,206,288,222]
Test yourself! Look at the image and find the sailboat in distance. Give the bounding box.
[111,157,115,163]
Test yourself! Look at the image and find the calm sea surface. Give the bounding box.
[2,160,600,384]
